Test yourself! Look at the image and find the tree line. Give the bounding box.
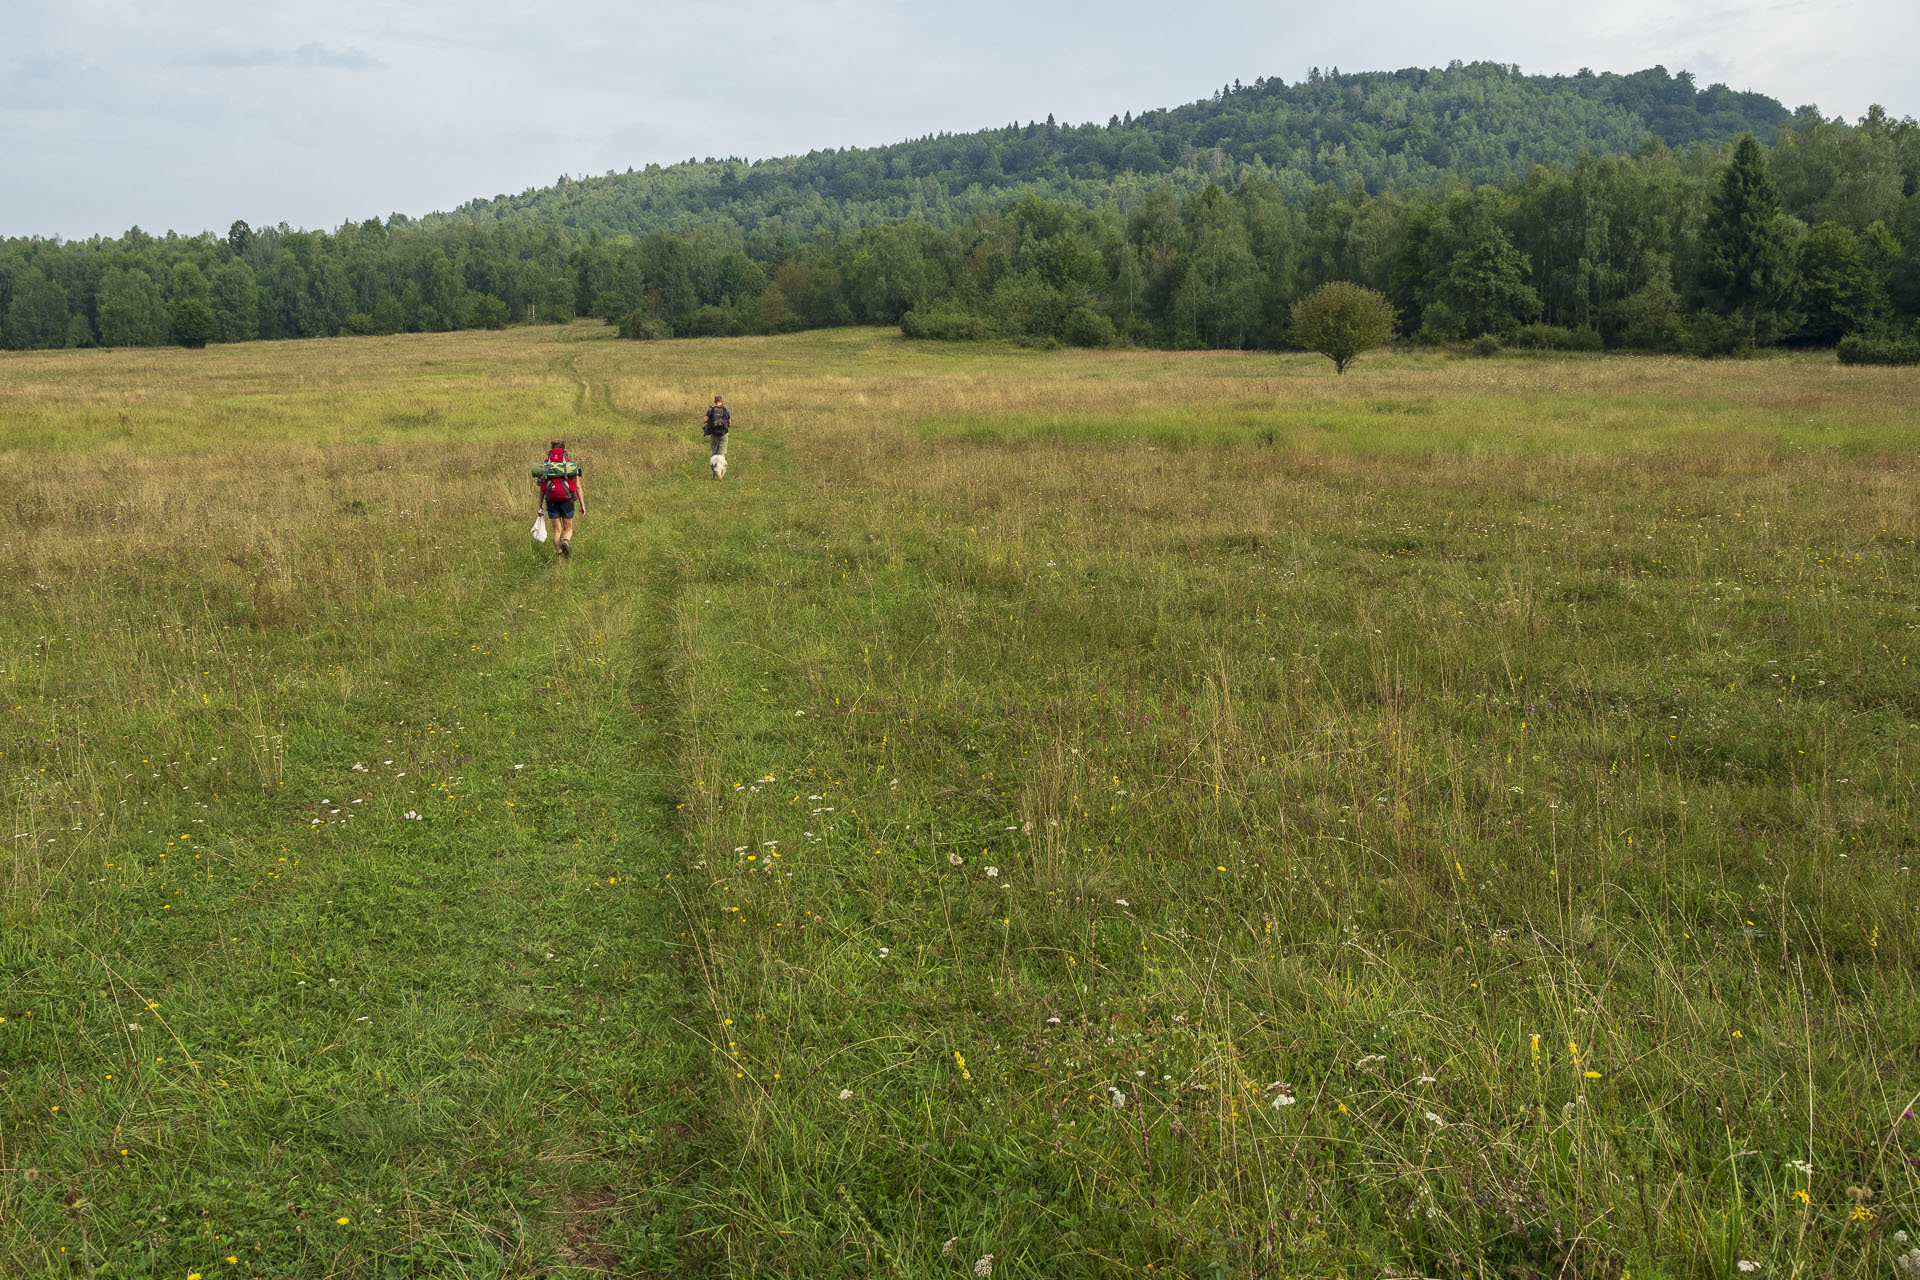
[3,111,1917,359]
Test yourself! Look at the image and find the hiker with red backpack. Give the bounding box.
[532,440,585,558]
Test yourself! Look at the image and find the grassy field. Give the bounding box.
[2,324,1917,1279]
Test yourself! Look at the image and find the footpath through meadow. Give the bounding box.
[4,335,742,1274]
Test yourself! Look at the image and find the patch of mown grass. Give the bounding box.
[2,325,1917,1277]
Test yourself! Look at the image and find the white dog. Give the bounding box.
[710,453,728,480]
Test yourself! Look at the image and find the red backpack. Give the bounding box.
[538,447,579,502]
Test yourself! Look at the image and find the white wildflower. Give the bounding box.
[973,1255,994,1278]
[1786,1159,1813,1175]
[1114,898,1130,907]
[1108,1086,1128,1108]
[985,866,1000,878]
[1737,1262,1759,1274]
[837,1088,853,1101]
[1355,1054,1387,1073]
[942,1238,957,1257]
[1270,1093,1296,1108]
[949,852,963,866]
[1424,1111,1445,1127]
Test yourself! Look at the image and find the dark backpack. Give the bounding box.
[704,405,730,434]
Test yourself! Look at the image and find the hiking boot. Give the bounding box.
[558,538,571,558]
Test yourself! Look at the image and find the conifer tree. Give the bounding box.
[1699,135,1799,347]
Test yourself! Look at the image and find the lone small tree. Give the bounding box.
[1290,281,1397,374]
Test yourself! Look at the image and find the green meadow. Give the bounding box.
[2,325,1917,1279]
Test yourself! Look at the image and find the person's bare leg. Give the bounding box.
[557,516,575,554]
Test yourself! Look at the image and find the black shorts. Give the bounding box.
[545,499,576,519]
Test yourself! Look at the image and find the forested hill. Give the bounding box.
[429,63,1793,238]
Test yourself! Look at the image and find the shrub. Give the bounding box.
[991,277,1073,343]
[684,305,733,338]
[1508,324,1603,351]
[1836,334,1920,366]
[1414,300,1461,344]
[1469,334,1503,357]
[170,299,219,349]
[618,310,671,341]
[1062,306,1116,348]
[1686,312,1752,359]
[465,294,509,330]
[1290,281,1398,374]
[900,306,991,342]
[1613,274,1688,352]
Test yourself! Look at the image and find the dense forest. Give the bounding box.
[432,62,1793,238]
[3,64,1917,359]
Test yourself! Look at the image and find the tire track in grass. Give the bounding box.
[4,340,729,1276]
[531,335,738,1271]
[278,415,728,1272]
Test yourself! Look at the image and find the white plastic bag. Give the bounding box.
[531,514,548,543]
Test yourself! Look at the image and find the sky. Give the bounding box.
[3,0,1914,239]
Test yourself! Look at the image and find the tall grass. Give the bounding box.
[2,325,1916,1277]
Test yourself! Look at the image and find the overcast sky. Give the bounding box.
[4,0,1914,240]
